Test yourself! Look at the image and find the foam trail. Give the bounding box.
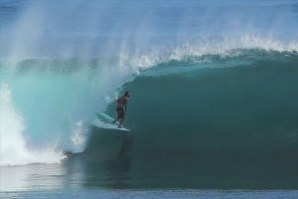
[0,84,65,166]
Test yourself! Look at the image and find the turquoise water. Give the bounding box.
[1,0,298,198]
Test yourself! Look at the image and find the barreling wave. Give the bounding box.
[80,50,298,188]
[1,46,298,166]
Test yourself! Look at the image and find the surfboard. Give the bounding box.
[96,112,116,123]
[92,112,130,132]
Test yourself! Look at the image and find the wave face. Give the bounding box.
[86,51,298,188]
[124,51,298,162]
[1,0,298,168]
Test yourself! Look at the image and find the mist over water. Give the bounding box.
[1,0,298,60]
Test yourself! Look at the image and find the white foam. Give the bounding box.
[0,84,65,166]
[121,34,298,72]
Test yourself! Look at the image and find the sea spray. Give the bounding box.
[0,84,65,166]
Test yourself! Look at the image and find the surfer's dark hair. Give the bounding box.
[124,91,129,97]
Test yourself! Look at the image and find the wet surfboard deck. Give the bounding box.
[92,112,130,132]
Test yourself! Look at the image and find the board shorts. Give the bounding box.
[116,107,125,118]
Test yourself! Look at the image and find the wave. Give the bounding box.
[1,0,298,167]
[80,52,298,188]
[1,47,298,166]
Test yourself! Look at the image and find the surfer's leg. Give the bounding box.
[118,118,124,128]
[113,115,121,124]
[118,111,125,128]
[113,108,121,124]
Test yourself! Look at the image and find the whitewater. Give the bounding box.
[1,0,298,196]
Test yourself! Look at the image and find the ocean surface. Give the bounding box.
[1,0,298,198]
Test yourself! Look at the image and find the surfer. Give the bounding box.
[113,91,130,128]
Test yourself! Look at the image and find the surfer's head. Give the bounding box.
[124,91,130,97]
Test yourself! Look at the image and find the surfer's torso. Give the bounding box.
[116,96,128,109]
